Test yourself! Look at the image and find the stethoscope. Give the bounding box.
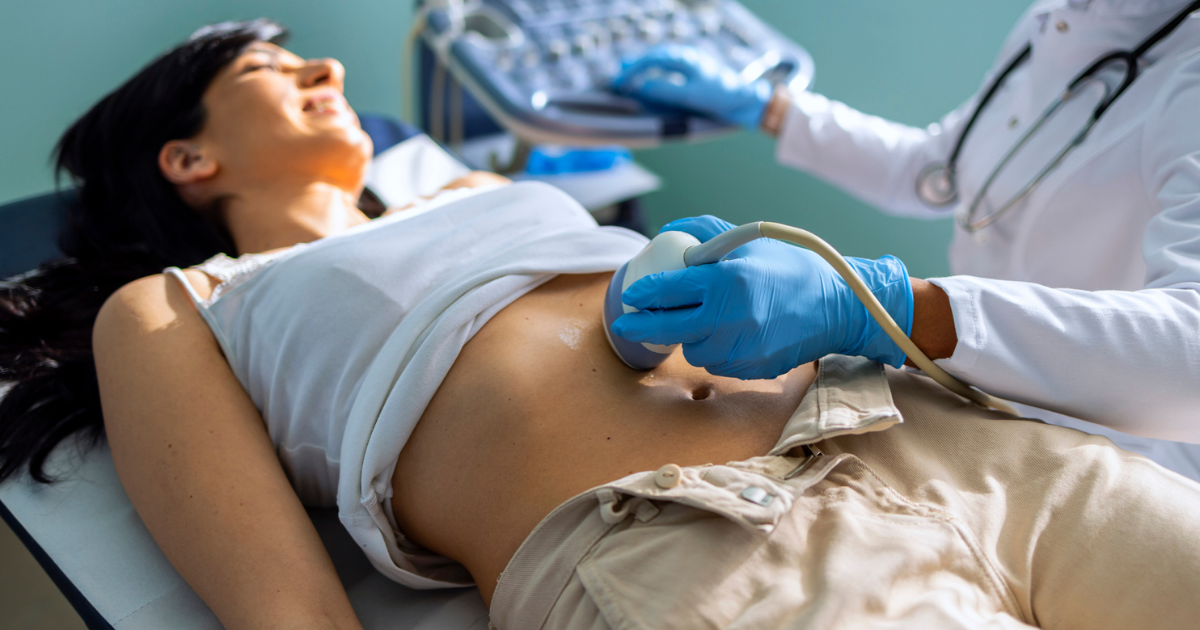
[916,0,1200,232]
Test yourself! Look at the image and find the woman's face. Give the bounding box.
[195,43,373,191]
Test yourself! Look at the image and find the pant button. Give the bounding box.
[654,463,683,488]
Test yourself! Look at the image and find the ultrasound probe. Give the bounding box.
[601,223,1017,413]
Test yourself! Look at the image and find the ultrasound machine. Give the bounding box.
[414,0,814,147]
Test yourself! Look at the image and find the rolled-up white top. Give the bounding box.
[184,182,647,588]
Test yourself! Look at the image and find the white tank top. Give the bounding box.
[165,182,648,587]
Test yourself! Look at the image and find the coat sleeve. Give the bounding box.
[927,55,1200,442]
[775,90,976,219]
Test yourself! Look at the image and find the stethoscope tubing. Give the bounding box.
[961,79,1106,231]
[920,0,1200,231]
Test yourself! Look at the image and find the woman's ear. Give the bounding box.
[158,140,218,184]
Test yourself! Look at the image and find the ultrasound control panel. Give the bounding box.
[418,0,814,146]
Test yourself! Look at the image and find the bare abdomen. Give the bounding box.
[391,273,814,603]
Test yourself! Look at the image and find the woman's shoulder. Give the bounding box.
[94,270,218,342]
[92,270,233,397]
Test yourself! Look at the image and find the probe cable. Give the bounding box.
[683,222,1017,414]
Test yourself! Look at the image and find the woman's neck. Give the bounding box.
[223,180,370,254]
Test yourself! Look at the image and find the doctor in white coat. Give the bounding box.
[611,0,1200,479]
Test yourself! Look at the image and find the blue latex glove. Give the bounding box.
[611,216,915,379]
[612,45,773,129]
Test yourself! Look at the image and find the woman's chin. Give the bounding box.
[299,127,373,171]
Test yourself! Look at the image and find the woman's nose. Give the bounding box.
[299,58,345,91]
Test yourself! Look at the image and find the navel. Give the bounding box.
[689,384,713,401]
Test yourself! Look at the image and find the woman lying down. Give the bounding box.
[2,19,1200,630]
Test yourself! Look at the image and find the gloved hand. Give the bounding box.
[611,216,914,379]
[612,45,774,129]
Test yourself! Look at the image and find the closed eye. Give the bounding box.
[243,61,281,74]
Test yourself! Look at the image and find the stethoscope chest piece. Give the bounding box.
[916,162,959,207]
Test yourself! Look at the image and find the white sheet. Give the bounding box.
[365,135,472,208]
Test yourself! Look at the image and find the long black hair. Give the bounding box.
[0,20,289,483]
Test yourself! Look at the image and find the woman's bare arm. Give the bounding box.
[93,273,363,630]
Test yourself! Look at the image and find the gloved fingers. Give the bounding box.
[614,67,693,99]
[683,337,798,380]
[622,266,709,310]
[634,78,697,108]
[723,238,818,265]
[613,47,703,92]
[611,62,651,95]
[627,44,705,72]
[721,96,771,130]
[679,338,747,372]
[610,307,710,345]
[663,217,778,263]
[704,358,783,381]
[658,215,736,242]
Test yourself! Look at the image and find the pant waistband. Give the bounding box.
[490,449,855,630]
[490,356,904,629]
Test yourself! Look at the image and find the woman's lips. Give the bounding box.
[302,91,344,115]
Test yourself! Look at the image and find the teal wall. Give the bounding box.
[0,0,413,204]
[1,0,1030,276]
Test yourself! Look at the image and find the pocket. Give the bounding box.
[576,497,770,630]
[573,457,1020,630]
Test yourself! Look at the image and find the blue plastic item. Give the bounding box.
[524,146,631,175]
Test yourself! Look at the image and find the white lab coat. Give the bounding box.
[775,0,1200,475]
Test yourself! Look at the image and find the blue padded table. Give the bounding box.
[0,189,74,280]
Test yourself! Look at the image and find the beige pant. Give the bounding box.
[489,359,1200,629]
